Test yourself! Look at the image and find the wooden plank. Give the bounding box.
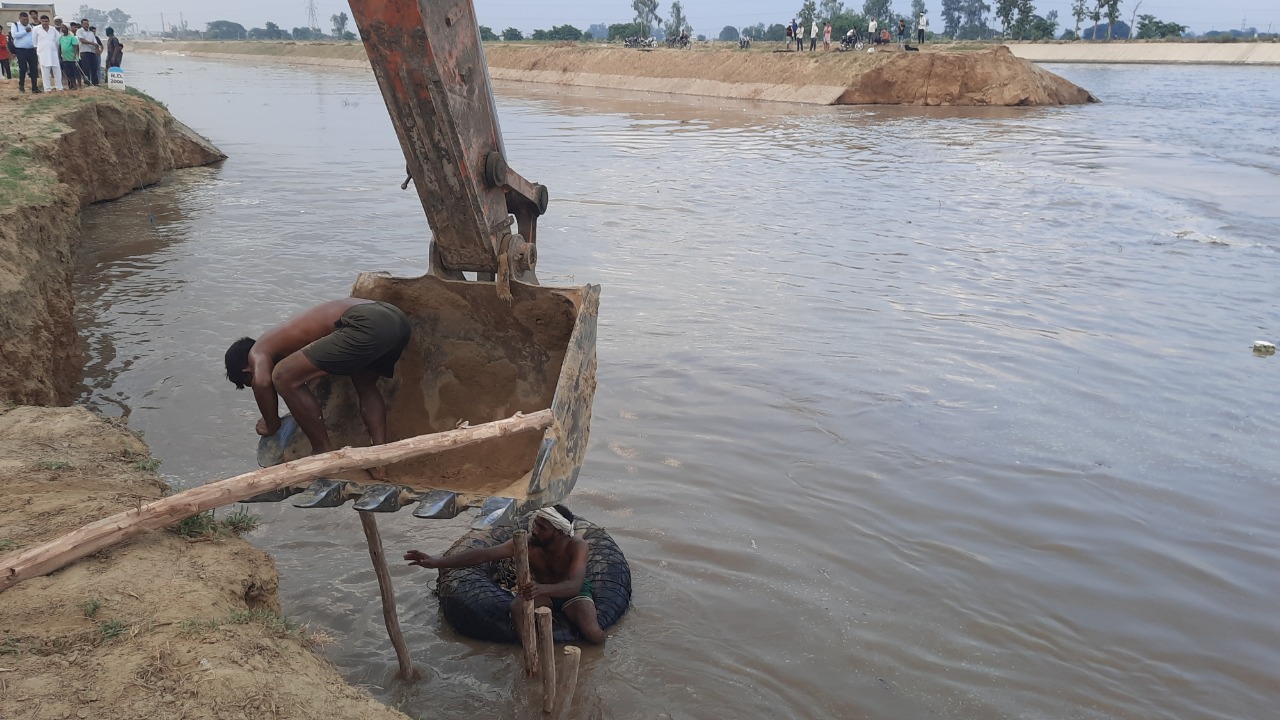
[0,410,553,593]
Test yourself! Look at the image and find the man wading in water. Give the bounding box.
[403,506,607,644]
[224,299,411,477]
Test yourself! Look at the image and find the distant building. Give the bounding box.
[1,3,57,27]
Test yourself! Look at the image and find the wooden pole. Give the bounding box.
[513,530,539,675]
[550,646,581,720]
[536,606,556,712]
[0,410,553,593]
[359,512,417,680]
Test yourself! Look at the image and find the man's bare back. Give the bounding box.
[224,298,412,470]
[250,298,375,371]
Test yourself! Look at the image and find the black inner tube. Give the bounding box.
[436,519,632,644]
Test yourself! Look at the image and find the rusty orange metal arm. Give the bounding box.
[350,0,547,274]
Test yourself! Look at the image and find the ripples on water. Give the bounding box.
[75,56,1280,719]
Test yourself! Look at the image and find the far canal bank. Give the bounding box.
[131,40,1095,107]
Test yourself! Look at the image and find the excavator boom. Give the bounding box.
[350,0,546,274]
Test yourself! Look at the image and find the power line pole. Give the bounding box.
[306,0,320,32]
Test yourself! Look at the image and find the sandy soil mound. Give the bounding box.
[0,405,411,720]
[837,45,1098,105]
[0,86,224,406]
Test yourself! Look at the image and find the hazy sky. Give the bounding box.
[108,1,1280,36]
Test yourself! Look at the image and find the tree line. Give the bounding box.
[199,13,356,41]
[179,0,1197,45]
[73,5,133,33]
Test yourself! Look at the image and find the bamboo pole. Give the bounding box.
[0,410,553,593]
[359,512,417,680]
[550,646,581,720]
[513,530,539,675]
[536,606,556,712]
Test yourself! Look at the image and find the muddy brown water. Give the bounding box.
[75,56,1280,719]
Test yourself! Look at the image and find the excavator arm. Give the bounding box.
[350,0,547,280]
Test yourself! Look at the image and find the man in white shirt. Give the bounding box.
[9,11,40,92]
[868,18,878,39]
[809,19,819,51]
[32,14,62,92]
[918,12,929,44]
[75,18,100,85]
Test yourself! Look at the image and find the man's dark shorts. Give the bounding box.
[301,301,411,378]
[550,577,594,613]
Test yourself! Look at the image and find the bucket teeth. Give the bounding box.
[472,496,516,529]
[412,490,461,519]
[353,484,414,512]
[256,415,299,467]
[241,486,306,503]
[291,478,356,508]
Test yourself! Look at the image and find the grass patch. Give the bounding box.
[0,539,19,552]
[82,598,103,619]
[181,608,328,646]
[97,618,129,643]
[173,511,218,539]
[0,638,22,656]
[0,144,57,210]
[124,86,167,109]
[37,460,73,471]
[220,508,261,534]
[172,507,261,539]
[227,608,300,635]
[178,618,223,636]
[135,457,162,472]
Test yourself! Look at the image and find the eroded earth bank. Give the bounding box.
[0,86,411,720]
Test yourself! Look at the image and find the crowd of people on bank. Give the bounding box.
[2,12,124,92]
[782,12,930,51]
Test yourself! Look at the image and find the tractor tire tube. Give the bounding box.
[436,519,632,644]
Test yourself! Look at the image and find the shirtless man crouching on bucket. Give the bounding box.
[403,505,607,644]
[224,298,412,477]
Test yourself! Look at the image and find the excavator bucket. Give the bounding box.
[257,273,599,523]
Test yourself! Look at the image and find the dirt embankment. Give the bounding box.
[0,89,413,720]
[0,86,225,406]
[0,406,412,720]
[134,40,1096,106]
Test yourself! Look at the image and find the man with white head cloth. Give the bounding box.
[404,504,606,644]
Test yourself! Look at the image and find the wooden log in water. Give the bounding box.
[514,530,539,675]
[551,646,581,720]
[0,410,554,593]
[359,512,417,680]
[536,606,556,712]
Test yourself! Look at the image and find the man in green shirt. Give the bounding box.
[57,25,80,89]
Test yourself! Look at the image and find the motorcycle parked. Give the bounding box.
[839,30,863,51]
